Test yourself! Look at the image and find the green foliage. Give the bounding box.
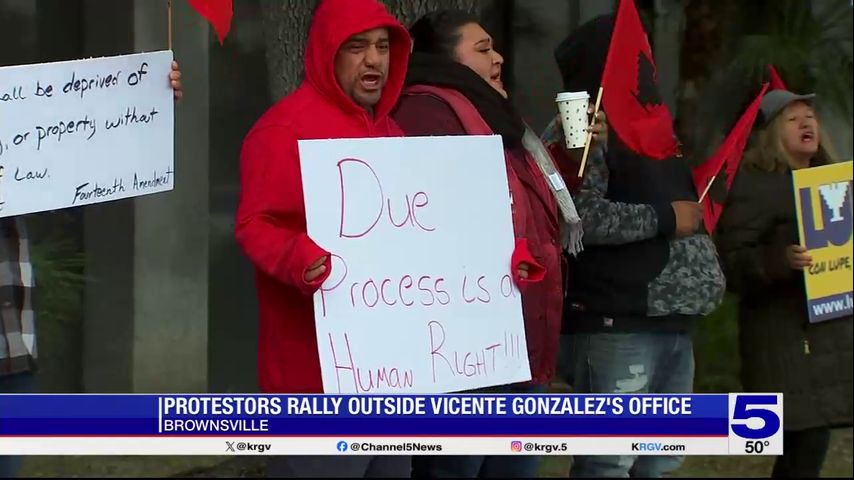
[687,0,853,159]
[693,294,742,393]
[29,234,86,326]
[728,0,852,117]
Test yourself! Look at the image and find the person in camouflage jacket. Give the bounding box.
[545,15,725,478]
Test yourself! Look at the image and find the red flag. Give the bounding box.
[692,83,770,233]
[768,64,787,90]
[188,0,233,45]
[601,0,678,160]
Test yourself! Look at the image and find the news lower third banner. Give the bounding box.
[0,394,782,456]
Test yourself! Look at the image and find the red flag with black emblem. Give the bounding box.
[768,64,787,90]
[600,0,678,160]
[188,0,233,45]
[693,83,770,233]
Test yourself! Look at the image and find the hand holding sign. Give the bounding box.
[785,245,813,270]
[516,263,530,280]
[170,61,183,101]
[586,108,608,147]
[305,255,329,282]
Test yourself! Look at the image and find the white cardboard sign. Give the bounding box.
[299,135,530,394]
[0,50,175,217]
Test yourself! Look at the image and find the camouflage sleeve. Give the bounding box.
[540,117,562,148]
[575,147,661,245]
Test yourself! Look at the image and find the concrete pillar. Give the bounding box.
[130,0,210,393]
[82,0,210,393]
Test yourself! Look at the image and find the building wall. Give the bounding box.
[130,0,211,393]
[81,0,212,393]
[510,0,573,132]
[206,0,267,393]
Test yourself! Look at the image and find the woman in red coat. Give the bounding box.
[392,10,588,478]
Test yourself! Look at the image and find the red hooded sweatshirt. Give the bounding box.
[235,0,411,393]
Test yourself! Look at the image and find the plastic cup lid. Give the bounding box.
[555,91,590,102]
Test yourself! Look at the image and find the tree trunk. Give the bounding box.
[261,0,481,100]
[260,0,316,101]
[380,0,479,29]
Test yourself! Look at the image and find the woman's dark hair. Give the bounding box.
[409,10,480,59]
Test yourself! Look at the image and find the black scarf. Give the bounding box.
[404,52,526,147]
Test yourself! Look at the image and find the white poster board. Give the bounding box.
[0,50,174,217]
[300,135,530,394]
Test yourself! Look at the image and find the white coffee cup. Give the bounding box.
[555,91,590,149]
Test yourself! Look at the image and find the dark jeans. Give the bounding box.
[266,456,411,478]
[772,427,831,478]
[0,372,35,479]
[563,332,694,478]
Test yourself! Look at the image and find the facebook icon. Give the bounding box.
[336,441,348,452]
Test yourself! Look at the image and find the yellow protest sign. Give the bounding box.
[793,161,853,323]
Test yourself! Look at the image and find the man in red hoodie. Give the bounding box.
[235,0,411,476]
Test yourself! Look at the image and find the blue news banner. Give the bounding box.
[0,394,782,456]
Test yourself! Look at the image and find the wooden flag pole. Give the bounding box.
[167,0,173,50]
[698,175,716,203]
[577,86,604,178]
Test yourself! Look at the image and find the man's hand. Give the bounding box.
[170,60,183,101]
[304,255,328,282]
[554,107,608,148]
[672,201,703,237]
[586,107,608,146]
[785,245,813,270]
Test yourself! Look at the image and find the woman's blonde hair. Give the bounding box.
[743,103,838,173]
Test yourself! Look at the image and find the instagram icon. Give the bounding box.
[511,441,523,452]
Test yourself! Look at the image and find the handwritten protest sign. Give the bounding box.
[793,161,853,323]
[0,51,174,218]
[299,135,530,394]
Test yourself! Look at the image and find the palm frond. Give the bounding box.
[683,0,852,159]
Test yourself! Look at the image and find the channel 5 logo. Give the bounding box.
[729,394,782,439]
